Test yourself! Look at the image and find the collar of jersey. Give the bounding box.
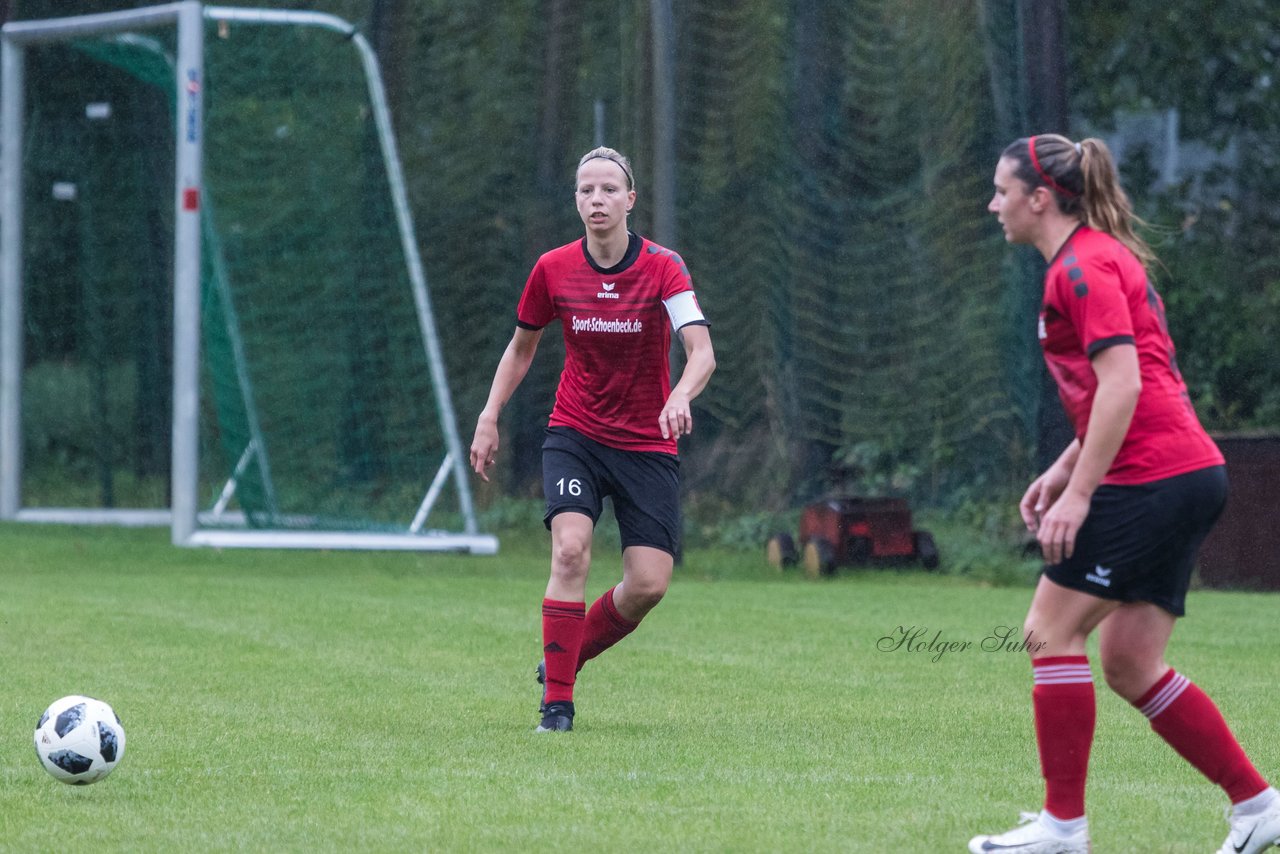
[581,231,642,276]
[1047,222,1087,267]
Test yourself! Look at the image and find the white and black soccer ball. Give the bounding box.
[33,695,126,785]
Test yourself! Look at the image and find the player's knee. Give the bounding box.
[1100,650,1154,700]
[1021,614,1047,659]
[627,574,668,610]
[551,536,591,581]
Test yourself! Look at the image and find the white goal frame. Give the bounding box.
[0,2,497,553]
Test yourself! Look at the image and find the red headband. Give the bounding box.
[1028,135,1078,198]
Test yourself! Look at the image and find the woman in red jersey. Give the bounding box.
[469,147,715,733]
[970,134,1279,854]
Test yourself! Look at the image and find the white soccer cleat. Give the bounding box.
[968,811,1090,853]
[1218,798,1280,854]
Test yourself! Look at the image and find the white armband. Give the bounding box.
[662,291,707,331]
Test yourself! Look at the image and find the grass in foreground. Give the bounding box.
[0,522,1272,852]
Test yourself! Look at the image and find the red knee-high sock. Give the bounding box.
[1032,656,1095,820]
[541,599,585,705]
[1134,669,1269,804]
[576,586,639,673]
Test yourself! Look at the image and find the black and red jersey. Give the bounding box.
[517,232,705,454]
[1039,225,1222,484]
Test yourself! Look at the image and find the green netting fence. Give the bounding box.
[12,0,1279,519]
[17,17,460,531]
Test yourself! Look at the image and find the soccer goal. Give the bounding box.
[0,2,497,553]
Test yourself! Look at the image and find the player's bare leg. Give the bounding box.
[546,511,593,601]
[1095,602,1175,702]
[612,545,672,622]
[1022,575,1118,658]
[573,545,672,678]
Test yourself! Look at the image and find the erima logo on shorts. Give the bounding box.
[1086,565,1113,587]
[571,315,643,334]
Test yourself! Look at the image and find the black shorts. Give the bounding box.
[541,427,681,556]
[1043,465,1228,617]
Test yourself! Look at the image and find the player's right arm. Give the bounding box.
[470,326,544,482]
[1020,438,1080,534]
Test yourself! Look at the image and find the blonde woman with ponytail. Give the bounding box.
[970,135,1278,854]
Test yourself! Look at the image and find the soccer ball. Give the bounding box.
[33,695,126,785]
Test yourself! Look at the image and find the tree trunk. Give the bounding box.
[1018,0,1075,470]
[1019,0,1068,133]
[649,0,676,247]
[510,0,578,492]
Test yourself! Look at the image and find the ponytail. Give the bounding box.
[1076,139,1156,271]
[1002,134,1157,273]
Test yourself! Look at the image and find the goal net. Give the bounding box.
[0,3,496,552]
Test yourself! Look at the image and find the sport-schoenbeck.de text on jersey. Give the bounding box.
[571,315,644,334]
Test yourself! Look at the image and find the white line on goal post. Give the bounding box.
[171,0,204,547]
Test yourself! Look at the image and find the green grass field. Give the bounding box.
[0,522,1273,852]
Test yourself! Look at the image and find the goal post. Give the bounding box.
[0,3,497,553]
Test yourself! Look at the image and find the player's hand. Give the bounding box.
[1019,475,1048,533]
[1037,487,1090,565]
[469,415,500,482]
[659,391,693,440]
[1019,465,1071,533]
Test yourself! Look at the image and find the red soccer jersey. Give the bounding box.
[1039,225,1222,484]
[516,233,703,454]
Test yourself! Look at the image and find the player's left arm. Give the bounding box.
[1037,343,1140,563]
[659,324,715,441]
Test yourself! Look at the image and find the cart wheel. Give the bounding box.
[765,532,798,569]
[914,531,940,570]
[802,538,836,579]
